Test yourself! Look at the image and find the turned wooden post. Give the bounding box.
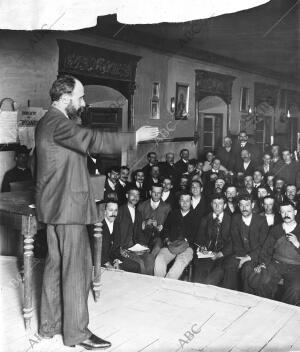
[22,213,37,330]
[93,222,102,302]
[93,203,105,302]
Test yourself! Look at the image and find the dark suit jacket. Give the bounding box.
[1,166,32,192]
[259,223,300,265]
[231,213,269,263]
[163,208,198,243]
[129,181,147,201]
[144,176,162,192]
[162,191,178,209]
[174,159,189,175]
[194,212,232,256]
[142,163,157,178]
[216,146,235,171]
[159,161,180,181]
[259,212,282,228]
[232,141,260,164]
[137,199,171,226]
[116,181,130,205]
[104,178,119,200]
[35,106,135,224]
[234,160,256,176]
[101,219,114,265]
[112,204,143,257]
[192,196,209,226]
[276,161,300,188]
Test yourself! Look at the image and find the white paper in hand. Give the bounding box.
[128,244,149,252]
[197,251,215,259]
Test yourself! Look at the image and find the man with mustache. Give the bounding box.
[112,187,155,275]
[243,201,300,306]
[101,199,140,273]
[36,75,158,350]
[224,185,239,215]
[224,194,269,290]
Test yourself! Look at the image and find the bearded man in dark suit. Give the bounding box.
[35,75,158,350]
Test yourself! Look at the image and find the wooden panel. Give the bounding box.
[1,259,300,352]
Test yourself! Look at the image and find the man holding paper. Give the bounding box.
[35,75,158,350]
[193,194,232,286]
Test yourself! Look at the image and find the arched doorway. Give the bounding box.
[194,69,235,158]
[56,39,141,173]
[82,85,128,172]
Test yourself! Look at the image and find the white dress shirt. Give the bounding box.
[191,196,201,209]
[127,204,135,223]
[150,199,160,210]
[242,214,252,226]
[161,191,170,202]
[213,212,224,222]
[107,179,116,191]
[243,160,251,170]
[265,213,275,226]
[105,218,114,234]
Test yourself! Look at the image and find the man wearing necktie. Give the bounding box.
[193,194,232,286]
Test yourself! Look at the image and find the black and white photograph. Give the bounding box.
[0,1,300,351]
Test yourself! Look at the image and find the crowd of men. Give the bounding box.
[100,131,300,307]
[2,131,300,307]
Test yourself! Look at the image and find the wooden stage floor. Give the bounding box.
[1,256,300,352]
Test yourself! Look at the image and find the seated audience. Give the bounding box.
[154,193,197,279]
[161,177,177,209]
[113,187,155,275]
[104,166,120,200]
[259,195,282,227]
[1,145,33,192]
[175,148,189,175]
[142,152,158,178]
[101,199,140,273]
[243,201,300,306]
[138,184,171,257]
[193,195,232,286]
[224,195,269,290]
[216,136,235,172]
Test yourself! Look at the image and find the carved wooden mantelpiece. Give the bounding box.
[195,70,236,105]
[57,40,142,128]
[57,40,141,84]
